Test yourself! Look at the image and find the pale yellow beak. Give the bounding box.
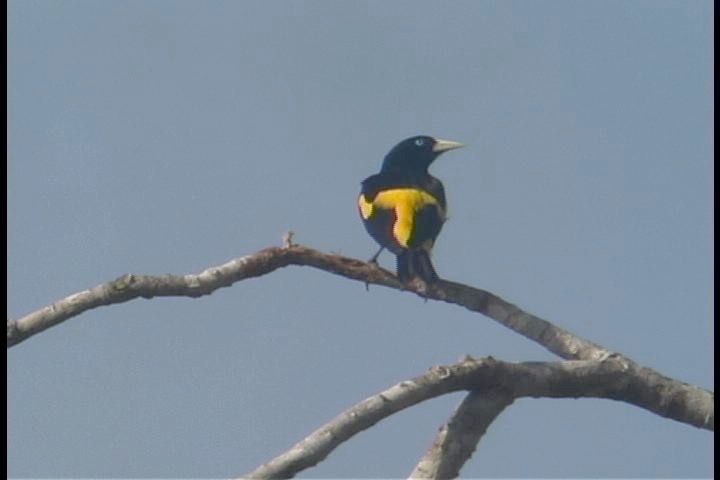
[432,138,465,153]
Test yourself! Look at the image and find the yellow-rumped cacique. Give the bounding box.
[357,135,464,283]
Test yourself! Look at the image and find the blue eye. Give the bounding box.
[414,138,425,147]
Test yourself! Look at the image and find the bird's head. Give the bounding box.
[381,135,464,173]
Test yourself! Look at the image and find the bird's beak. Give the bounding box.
[432,139,465,153]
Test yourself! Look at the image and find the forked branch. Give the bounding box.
[7,243,714,434]
[241,356,713,479]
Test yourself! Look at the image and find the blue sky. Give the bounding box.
[8,1,713,477]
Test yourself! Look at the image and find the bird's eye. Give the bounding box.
[414,138,425,147]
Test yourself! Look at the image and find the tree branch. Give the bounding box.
[241,355,713,479]
[5,242,609,358]
[408,390,513,479]
[7,244,372,347]
[7,242,714,433]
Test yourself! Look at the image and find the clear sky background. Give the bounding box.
[8,1,713,478]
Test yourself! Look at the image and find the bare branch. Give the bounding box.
[5,243,607,358]
[242,356,713,479]
[7,244,382,347]
[408,390,513,479]
[6,243,714,433]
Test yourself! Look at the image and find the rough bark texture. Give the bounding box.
[408,390,514,479]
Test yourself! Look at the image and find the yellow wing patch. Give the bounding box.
[358,194,374,220]
[359,188,441,248]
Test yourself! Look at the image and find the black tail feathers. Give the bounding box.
[413,249,439,283]
[396,249,439,283]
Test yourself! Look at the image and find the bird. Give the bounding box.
[357,135,464,283]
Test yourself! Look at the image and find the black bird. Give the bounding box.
[358,135,464,283]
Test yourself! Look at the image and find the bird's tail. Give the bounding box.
[396,249,439,284]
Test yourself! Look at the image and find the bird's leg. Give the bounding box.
[364,247,385,291]
[368,246,384,264]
